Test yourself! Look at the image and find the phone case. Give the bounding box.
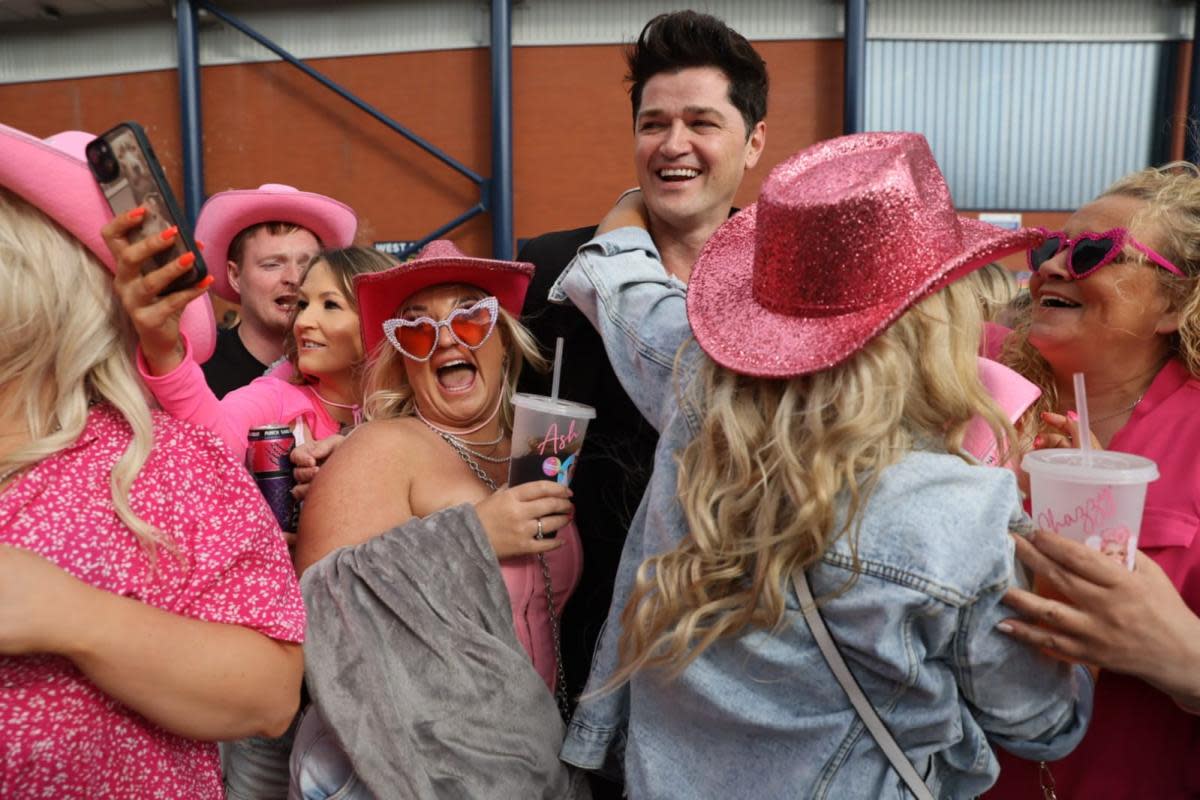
[87,122,207,294]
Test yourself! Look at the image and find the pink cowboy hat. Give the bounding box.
[195,183,357,302]
[354,240,534,355]
[0,122,216,362]
[687,132,1044,378]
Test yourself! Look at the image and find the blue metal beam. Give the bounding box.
[489,0,514,258]
[844,0,868,135]
[176,0,205,227]
[396,204,488,260]
[1186,0,1200,164]
[195,0,485,187]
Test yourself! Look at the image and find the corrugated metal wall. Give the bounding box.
[3,0,1193,85]
[867,40,1168,209]
[868,0,1192,41]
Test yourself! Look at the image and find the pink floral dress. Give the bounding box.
[0,405,306,799]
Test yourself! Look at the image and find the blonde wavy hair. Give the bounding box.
[361,283,547,432]
[1001,162,1200,422]
[613,275,1015,682]
[0,188,164,550]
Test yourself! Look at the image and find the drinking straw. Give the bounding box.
[1073,371,1092,460]
[551,337,564,401]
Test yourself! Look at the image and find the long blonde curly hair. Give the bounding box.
[1001,163,1200,421]
[0,188,165,550]
[361,284,546,432]
[613,275,1014,681]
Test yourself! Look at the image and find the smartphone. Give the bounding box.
[86,121,207,294]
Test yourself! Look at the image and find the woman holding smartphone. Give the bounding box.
[0,124,305,798]
[104,221,396,800]
[104,214,394,464]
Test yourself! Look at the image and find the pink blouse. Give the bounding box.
[138,335,343,461]
[501,521,583,691]
[0,405,306,799]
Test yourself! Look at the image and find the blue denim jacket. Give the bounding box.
[550,227,1093,800]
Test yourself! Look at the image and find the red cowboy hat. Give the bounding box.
[354,240,534,356]
[687,132,1043,378]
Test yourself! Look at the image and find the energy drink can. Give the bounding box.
[246,425,297,532]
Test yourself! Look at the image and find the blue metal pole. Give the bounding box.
[398,204,488,259]
[844,0,867,135]
[195,0,484,186]
[177,0,205,227]
[489,0,514,258]
[1186,0,1200,164]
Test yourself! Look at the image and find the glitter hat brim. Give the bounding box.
[194,185,358,302]
[354,252,534,356]
[687,203,1042,378]
[0,123,217,364]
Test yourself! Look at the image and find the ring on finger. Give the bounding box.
[535,517,544,540]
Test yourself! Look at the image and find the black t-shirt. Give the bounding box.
[201,325,269,399]
[517,226,660,712]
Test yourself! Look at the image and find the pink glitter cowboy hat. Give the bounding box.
[195,183,358,302]
[354,240,534,355]
[687,132,1044,378]
[0,122,217,362]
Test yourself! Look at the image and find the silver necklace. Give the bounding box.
[1086,392,1145,424]
[434,429,571,720]
[422,420,507,463]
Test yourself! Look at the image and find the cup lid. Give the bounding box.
[511,392,597,419]
[1021,448,1159,484]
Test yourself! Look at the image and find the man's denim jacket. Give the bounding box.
[550,227,1093,800]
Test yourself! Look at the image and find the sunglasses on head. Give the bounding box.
[382,295,499,362]
[1027,226,1184,280]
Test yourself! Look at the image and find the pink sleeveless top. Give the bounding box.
[499,521,583,692]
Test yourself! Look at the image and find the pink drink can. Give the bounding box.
[246,425,297,532]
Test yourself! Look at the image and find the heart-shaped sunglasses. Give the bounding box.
[1027,227,1184,280]
[382,296,499,362]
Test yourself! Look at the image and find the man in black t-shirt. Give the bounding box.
[194,184,357,397]
[518,12,767,794]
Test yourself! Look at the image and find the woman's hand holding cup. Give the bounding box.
[474,480,574,560]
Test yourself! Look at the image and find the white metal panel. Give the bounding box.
[0,16,179,82]
[0,0,1195,85]
[0,0,163,24]
[200,2,487,63]
[869,0,1193,42]
[512,0,842,45]
[866,40,1163,209]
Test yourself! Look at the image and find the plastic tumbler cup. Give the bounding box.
[1022,449,1159,571]
[508,393,597,497]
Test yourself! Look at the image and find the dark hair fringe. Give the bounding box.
[626,10,769,136]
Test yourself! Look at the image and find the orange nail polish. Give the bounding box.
[195,239,205,251]
[199,275,215,289]
[129,207,147,220]
[179,252,196,267]
[160,226,178,241]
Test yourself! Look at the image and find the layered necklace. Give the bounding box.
[419,401,570,720]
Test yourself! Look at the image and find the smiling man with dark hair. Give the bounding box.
[517,12,768,796]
